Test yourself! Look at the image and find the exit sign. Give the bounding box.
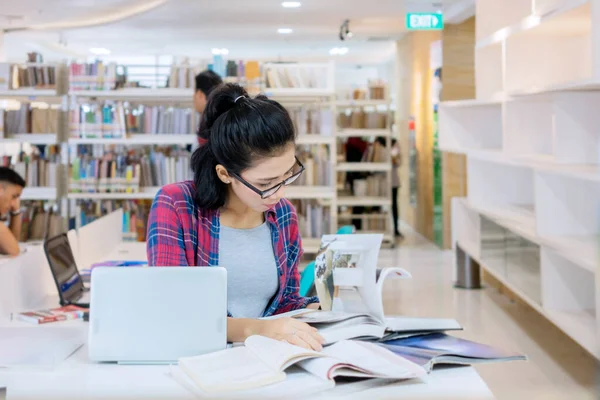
[406,13,444,30]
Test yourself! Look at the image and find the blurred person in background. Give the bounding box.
[0,167,25,256]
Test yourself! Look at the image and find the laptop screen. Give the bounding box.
[45,234,84,302]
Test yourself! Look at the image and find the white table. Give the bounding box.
[0,323,494,400]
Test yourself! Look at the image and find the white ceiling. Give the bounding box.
[1,0,470,64]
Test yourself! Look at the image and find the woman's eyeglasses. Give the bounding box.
[230,157,305,199]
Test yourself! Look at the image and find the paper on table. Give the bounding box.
[170,364,335,399]
[0,327,83,367]
[385,317,462,332]
[246,335,323,371]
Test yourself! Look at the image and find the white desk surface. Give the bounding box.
[0,322,494,400]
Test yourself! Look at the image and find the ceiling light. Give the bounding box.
[329,47,340,55]
[278,28,293,34]
[89,47,111,55]
[338,47,349,55]
[282,1,301,8]
[220,48,229,55]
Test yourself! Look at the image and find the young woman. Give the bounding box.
[147,83,324,351]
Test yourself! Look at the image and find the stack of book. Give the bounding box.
[292,200,331,240]
[0,63,57,90]
[2,104,59,135]
[69,61,117,92]
[167,65,199,89]
[351,173,389,198]
[296,145,331,186]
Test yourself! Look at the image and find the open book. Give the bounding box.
[273,310,463,345]
[176,335,425,394]
[379,333,527,373]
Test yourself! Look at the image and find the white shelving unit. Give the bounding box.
[335,95,395,244]
[446,0,600,358]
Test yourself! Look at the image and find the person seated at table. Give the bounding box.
[147,83,324,351]
[0,167,25,256]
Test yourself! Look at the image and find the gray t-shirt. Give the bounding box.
[218,222,279,318]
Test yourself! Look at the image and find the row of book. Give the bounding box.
[69,149,192,193]
[69,102,195,138]
[296,145,332,186]
[1,105,60,136]
[69,61,118,92]
[76,200,152,242]
[167,61,262,89]
[289,108,334,136]
[292,200,331,240]
[1,147,61,187]
[0,63,58,90]
[339,110,388,130]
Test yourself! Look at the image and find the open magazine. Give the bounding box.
[293,233,461,343]
[174,335,425,395]
[379,333,527,373]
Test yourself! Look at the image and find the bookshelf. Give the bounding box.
[0,61,346,252]
[335,92,395,245]
[446,0,600,358]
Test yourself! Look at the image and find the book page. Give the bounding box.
[321,340,426,379]
[246,335,323,371]
[259,309,316,320]
[293,310,370,324]
[385,317,462,332]
[178,347,284,393]
[171,364,335,399]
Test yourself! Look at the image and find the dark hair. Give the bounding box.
[192,83,295,209]
[195,70,223,96]
[374,137,397,147]
[0,167,26,187]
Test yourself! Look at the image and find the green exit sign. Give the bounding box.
[406,13,444,30]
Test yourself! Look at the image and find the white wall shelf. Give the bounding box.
[68,187,160,200]
[336,163,391,172]
[21,187,57,201]
[336,100,390,107]
[439,102,502,153]
[285,186,335,200]
[296,135,335,145]
[447,0,600,356]
[337,197,391,207]
[2,134,58,145]
[69,88,194,101]
[336,129,391,138]
[68,134,197,146]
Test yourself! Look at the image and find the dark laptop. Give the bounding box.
[43,233,90,308]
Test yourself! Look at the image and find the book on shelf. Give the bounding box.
[14,305,87,325]
[289,108,334,136]
[173,335,425,395]
[76,199,152,241]
[167,64,198,89]
[291,200,331,240]
[17,202,64,242]
[3,148,61,188]
[69,61,117,92]
[0,63,58,90]
[69,149,192,193]
[264,64,329,90]
[70,101,194,138]
[338,110,388,130]
[295,145,332,186]
[380,332,527,373]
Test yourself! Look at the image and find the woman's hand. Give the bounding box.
[258,318,325,351]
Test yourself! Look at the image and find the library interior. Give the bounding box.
[0,0,598,399]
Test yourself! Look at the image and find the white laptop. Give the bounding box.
[88,267,227,364]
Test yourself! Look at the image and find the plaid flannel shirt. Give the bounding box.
[146,180,319,317]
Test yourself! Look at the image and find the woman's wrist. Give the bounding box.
[227,318,265,343]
